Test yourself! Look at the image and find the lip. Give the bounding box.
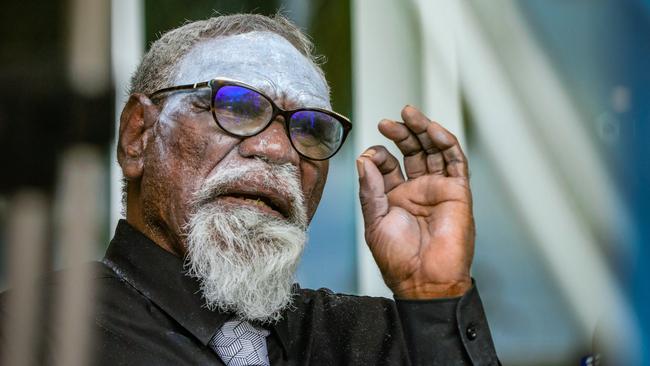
[215,185,292,219]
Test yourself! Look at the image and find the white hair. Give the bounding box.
[130,13,326,96]
[184,158,307,323]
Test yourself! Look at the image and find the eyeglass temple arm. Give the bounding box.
[148,81,212,98]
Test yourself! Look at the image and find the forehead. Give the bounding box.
[173,31,331,109]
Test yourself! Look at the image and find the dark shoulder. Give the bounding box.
[294,286,401,330]
[288,287,408,365]
[0,259,161,316]
[0,261,118,303]
[299,287,396,312]
[0,261,148,326]
[1,262,203,366]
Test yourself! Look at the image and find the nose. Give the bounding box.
[238,118,301,165]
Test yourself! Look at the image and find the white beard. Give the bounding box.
[184,159,307,323]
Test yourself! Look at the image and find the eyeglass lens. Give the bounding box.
[213,86,273,135]
[289,110,343,160]
[212,84,344,160]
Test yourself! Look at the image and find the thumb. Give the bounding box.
[357,156,389,229]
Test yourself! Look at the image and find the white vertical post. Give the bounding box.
[352,0,423,297]
[413,0,463,144]
[110,0,144,229]
[67,0,110,97]
[53,147,105,366]
[50,0,112,363]
[2,192,48,366]
[352,0,464,296]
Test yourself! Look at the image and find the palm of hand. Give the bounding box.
[369,176,474,298]
[358,106,474,299]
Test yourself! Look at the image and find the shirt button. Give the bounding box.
[466,324,478,340]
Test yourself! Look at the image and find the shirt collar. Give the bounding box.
[103,220,291,355]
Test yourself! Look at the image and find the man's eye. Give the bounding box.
[191,101,211,112]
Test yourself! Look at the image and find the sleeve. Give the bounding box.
[394,280,500,366]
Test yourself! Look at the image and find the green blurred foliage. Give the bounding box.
[145,0,281,42]
[309,0,352,117]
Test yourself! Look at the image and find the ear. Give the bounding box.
[117,93,158,180]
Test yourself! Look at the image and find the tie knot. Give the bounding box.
[209,320,271,366]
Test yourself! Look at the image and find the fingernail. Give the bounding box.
[356,159,365,178]
[361,149,376,158]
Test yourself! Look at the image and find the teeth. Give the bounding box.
[243,197,266,207]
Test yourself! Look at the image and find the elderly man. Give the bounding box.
[6,13,499,365]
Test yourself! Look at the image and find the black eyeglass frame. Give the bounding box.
[148,78,353,161]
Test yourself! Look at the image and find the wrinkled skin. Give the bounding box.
[118,32,330,256]
[118,31,474,299]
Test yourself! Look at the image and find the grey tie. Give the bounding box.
[209,320,271,366]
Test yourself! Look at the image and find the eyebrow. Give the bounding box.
[154,86,210,105]
[292,90,330,108]
[249,74,280,99]
[245,71,324,99]
[249,76,330,110]
[160,73,330,111]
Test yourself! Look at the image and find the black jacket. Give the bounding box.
[0,220,499,365]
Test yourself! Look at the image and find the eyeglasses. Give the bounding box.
[148,78,352,161]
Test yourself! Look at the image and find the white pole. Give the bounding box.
[110,0,144,230]
[52,146,105,366]
[2,192,48,366]
[352,0,424,297]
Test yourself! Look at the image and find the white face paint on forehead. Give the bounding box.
[174,31,331,110]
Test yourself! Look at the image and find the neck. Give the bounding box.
[125,187,186,258]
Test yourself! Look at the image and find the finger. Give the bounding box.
[400,105,446,175]
[356,156,389,229]
[426,154,446,175]
[377,119,428,179]
[400,105,438,154]
[360,146,405,193]
[426,121,469,178]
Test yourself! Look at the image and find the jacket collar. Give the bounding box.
[103,220,291,355]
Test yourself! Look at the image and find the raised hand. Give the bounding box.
[357,105,474,299]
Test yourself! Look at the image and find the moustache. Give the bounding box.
[191,158,307,228]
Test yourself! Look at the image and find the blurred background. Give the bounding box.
[0,0,648,365]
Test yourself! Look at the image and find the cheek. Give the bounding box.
[300,161,329,220]
[142,115,238,227]
[153,109,238,179]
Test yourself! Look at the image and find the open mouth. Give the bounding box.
[217,192,289,219]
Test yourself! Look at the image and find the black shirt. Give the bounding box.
[2,220,499,365]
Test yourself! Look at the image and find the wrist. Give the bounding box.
[392,280,472,300]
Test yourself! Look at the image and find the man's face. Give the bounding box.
[139,32,331,253]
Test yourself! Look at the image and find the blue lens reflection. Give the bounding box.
[290,110,343,159]
[214,85,272,135]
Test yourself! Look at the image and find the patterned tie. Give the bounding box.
[209,320,271,366]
